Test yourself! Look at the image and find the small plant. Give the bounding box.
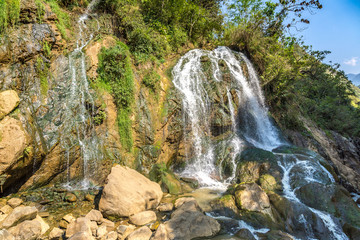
[43,41,52,58]
[142,70,160,94]
[46,0,72,40]
[93,109,106,126]
[35,0,45,22]
[0,0,20,34]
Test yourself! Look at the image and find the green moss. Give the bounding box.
[149,163,182,194]
[43,41,52,58]
[23,146,33,158]
[36,57,49,97]
[259,174,279,191]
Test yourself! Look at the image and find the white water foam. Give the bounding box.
[172,47,283,189]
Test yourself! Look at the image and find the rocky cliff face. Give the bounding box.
[0,0,238,195]
[0,0,68,194]
[285,115,360,193]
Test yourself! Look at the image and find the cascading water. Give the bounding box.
[172,47,282,188]
[172,47,353,239]
[60,0,101,188]
[31,0,102,189]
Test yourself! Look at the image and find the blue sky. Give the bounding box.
[300,0,360,74]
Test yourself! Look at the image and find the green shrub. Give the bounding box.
[97,42,134,151]
[142,70,160,94]
[0,0,20,34]
[35,0,46,22]
[46,0,72,40]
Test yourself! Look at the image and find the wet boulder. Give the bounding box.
[296,182,360,228]
[129,211,157,226]
[235,228,256,240]
[234,183,270,212]
[210,194,239,218]
[99,165,163,217]
[235,148,282,183]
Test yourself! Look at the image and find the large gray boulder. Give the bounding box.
[164,201,220,239]
[99,165,163,217]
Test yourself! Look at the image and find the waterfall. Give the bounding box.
[30,0,102,189]
[172,47,351,239]
[60,0,101,189]
[172,47,283,188]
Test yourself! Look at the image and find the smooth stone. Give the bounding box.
[151,224,168,240]
[0,204,13,214]
[157,203,173,212]
[85,209,103,222]
[8,219,42,240]
[117,224,136,240]
[7,198,23,208]
[63,214,76,223]
[97,225,108,238]
[105,231,118,240]
[65,217,92,238]
[0,229,14,240]
[126,226,152,240]
[165,201,220,239]
[49,227,64,240]
[68,231,95,240]
[174,197,197,208]
[65,193,77,202]
[129,211,157,226]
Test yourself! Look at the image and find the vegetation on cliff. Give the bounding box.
[222,0,360,137]
[89,0,360,138]
[0,0,20,34]
[97,42,134,151]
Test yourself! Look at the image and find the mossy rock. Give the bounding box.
[160,172,182,195]
[296,182,360,228]
[259,174,279,192]
[149,163,182,194]
[237,148,282,183]
[236,161,269,183]
[240,148,277,163]
[257,230,295,240]
[210,194,239,218]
